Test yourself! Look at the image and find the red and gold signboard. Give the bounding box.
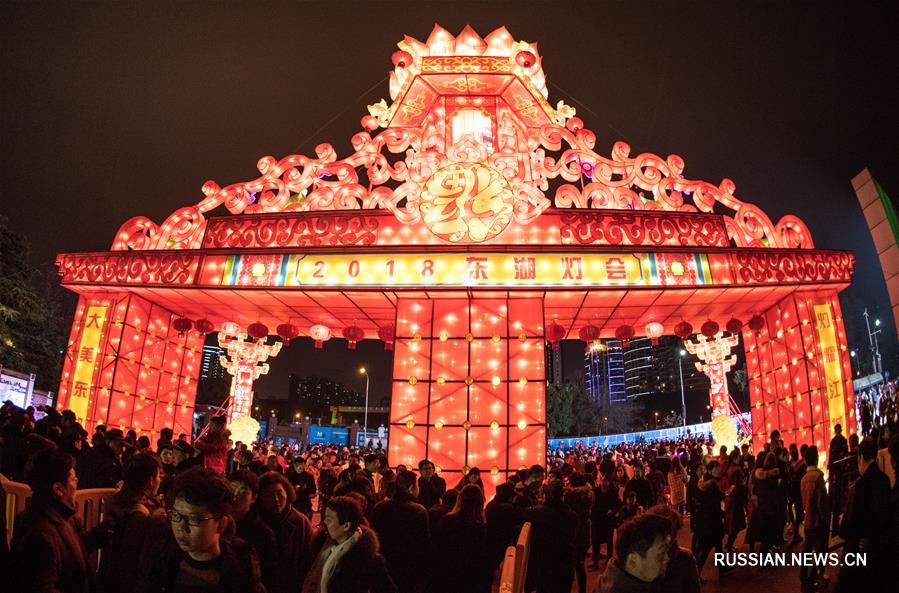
[68,305,108,424]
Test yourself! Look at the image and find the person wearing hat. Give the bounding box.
[75,428,126,489]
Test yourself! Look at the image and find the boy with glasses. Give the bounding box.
[136,466,266,593]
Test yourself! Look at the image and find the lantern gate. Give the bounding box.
[55,25,857,489]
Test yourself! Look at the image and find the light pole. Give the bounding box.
[359,367,370,441]
[862,308,882,376]
[678,349,688,431]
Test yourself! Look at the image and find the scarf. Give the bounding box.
[321,528,361,593]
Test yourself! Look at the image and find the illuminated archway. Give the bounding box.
[55,25,857,489]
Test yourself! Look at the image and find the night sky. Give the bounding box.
[3,1,898,405]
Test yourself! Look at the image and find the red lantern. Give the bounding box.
[748,314,765,334]
[578,324,601,350]
[277,323,299,346]
[515,50,536,68]
[615,325,635,348]
[673,320,693,340]
[546,321,566,351]
[378,325,396,351]
[701,320,719,339]
[194,318,214,335]
[644,322,664,346]
[725,317,743,335]
[247,322,269,341]
[172,317,193,337]
[342,325,365,350]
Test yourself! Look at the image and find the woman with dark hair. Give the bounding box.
[98,452,166,593]
[744,450,766,552]
[453,466,485,491]
[723,449,747,552]
[753,452,782,554]
[694,460,729,579]
[194,415,230,475]
[432,484,490,593]
[257,471,314,593]
[302,496,396,593]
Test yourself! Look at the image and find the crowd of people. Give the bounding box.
[855,378,899,446]
[1,400,898,593]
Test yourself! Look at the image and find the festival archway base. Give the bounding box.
[55,25,857,488]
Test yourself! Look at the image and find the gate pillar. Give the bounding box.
[57,293,202,437]
[743,291,856,461]
[389,297,547,495]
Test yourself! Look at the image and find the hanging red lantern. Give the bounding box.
[748,314,765,334]
[172,317,193,337]
[194,318,214,335]
[725,317,743,335]
[673,320,693,340]
[615,324,635,348]
[701,320,720,339]
[342,325,365,350]
[644,322,664,346]
[546,321,566,351]
[247,322,269,341]
[378,325,396,351]
[577,324,601,350]
[277,322,299,346]
[310,324,331,349]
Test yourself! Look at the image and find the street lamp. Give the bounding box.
[359,367,370,440]
[863,308,882,376]
[678,349,688,431]
[654,411,659,427]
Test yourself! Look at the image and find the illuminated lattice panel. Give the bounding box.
[389,297,546,498]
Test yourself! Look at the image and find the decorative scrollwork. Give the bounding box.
[202,213,380,249]
[732,251,855,284]
[56,253,200,285]
[558,211,729,248]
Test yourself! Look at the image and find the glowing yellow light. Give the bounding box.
[463,421,472,431]
[519,377,528,385]
[406,419,415,429]
[491,376,501,386]
[436,376,446,385]
[490,420,499,431]
[408,376,418,385]
[492,334,500,343]
[517,420,527,430]
[465,376,473,385]
[434,420,444,430]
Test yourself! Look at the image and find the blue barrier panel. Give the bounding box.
[547,414,750,450]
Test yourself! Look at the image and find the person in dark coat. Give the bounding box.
[527,480,578,593]
[693,461,730,578]
[286,456,318,520]
[257,471,314,593]
[886,435,899,576]
[485,482,520,571]
[432,484,491,593]
[564,473,594,593]
[648,504,701,593]
[135,466,265,593]
[11,448,96,593]
[835,437,891,592]
[97,452,166,593]
[594,513,672,593]
[75,429,126,489]
[301,496,397,593]
[590,474,621,569]
[371,470,431,593]
[228,469,278,593]
[416,459,446,509]
[624,464,654,510]
[428,488,457,532]
[0,412,30,481]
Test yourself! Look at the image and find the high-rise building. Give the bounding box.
[583,336,709,405]
[545,343,563,386]
[200,345,226,381]
[287,374,361,418]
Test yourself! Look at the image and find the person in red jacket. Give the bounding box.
[194,415,230,475]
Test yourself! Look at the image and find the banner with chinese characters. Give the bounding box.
[69,305,108,424]
[814,303,846,431]
[216,252,711,288]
